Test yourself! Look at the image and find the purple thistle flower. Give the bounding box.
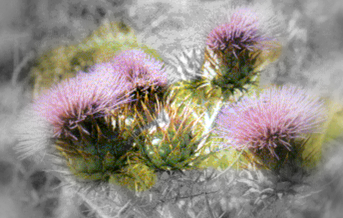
[34,71,130,137]
[112,49,168,90]
[215,85,326,159]
[206,8,274,54]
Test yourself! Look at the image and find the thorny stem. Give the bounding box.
[212,147,247,181]
[204,192,215,218]
[76,191,113,218]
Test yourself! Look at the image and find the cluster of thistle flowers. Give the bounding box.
[170,6,327,173]
[17,47,210,191]
[16,6,327,194]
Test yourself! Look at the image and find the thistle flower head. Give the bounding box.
[215,85,327,159]
[112,49,168,90]
[198,6,281,101]
[34,71,130,137]
[30,70,139,182]
[109,49,169,112]
[206,7,276,54]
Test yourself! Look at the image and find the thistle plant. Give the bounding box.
[13,2,339,218]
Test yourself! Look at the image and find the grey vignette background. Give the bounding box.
[0,0,342,218]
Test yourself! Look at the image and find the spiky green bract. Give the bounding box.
[57,105,157,192]
[166,46,261,124]
[215,85,327,172]
[135,102,214,172]
[56,113,136,182]
[204,47,259,98]
[109,156,157,192]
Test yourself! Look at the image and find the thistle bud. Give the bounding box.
[136,102,211,171]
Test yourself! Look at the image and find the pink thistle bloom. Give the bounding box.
[206,8,273,54]
[112,49,168,91]
[215,85,327,158]
[34,71,130,137]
